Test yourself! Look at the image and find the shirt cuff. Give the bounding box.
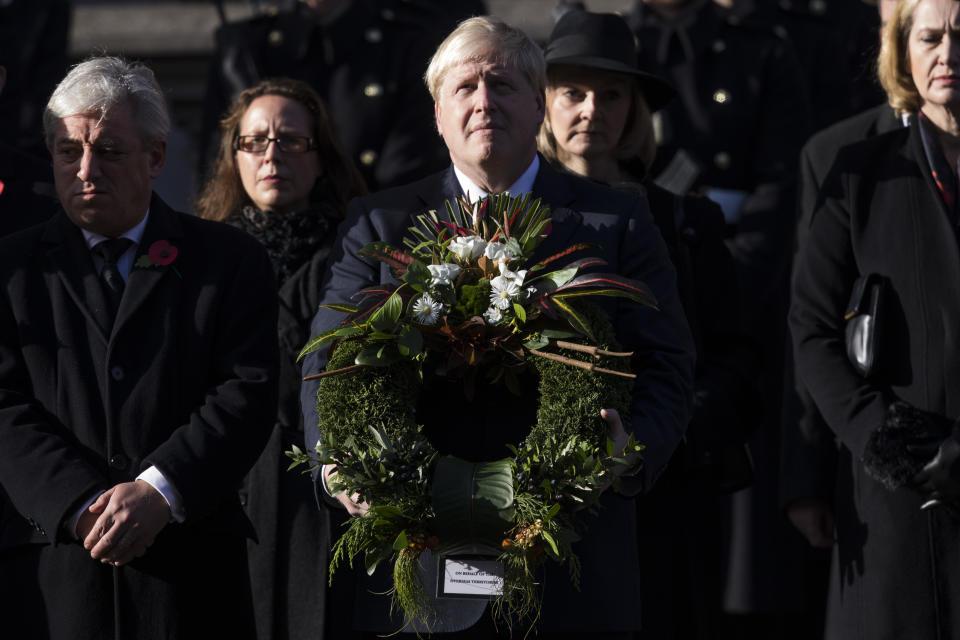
[320,464,335,497]
[70,491,105,539]
[137,466,186,522]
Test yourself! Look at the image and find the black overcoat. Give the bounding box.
[0,195,279,640]
[300,160,695,634]
[790,119,960,639]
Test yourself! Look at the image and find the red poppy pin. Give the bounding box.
[135,240,181,277]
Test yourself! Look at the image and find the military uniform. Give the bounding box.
[740,0,884,132]
[628,1,813,630]
[201,0,481,192]
[0,0,70,158]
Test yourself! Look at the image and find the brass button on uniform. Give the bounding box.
[714,152,732,170]
[268,30,284,46]
[363,83,383,98]
[365,28,383,43]
[359,150,378,166]
[712,89,731,105]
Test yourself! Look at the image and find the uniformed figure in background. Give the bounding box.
[201,0,485,193]
[626,1,814,638]
[717,0,885,132]
[0,0,71,159]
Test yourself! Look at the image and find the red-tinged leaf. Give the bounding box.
[535,243,600,269]
[345,286,398,323]
[358,242,416,279]
[297,328,340,362]
[557,257,609,272]
[555,273,658,305]
[550,296,596,342]
[553,288,658,309]
[440,221,473,237]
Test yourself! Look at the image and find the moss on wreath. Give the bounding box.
[528,303,634,449]
[316,338,422,449]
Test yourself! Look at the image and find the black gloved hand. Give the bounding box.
[863,401,952,491]
[911,426,960,502]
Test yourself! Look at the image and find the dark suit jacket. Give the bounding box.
[0,194,279,640]
[790,120,960,640]
[301,161,695,633]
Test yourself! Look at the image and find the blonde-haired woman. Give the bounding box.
[538,10,758,638]
[790,0,960,637]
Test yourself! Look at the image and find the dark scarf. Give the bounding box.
[225,203,337,286]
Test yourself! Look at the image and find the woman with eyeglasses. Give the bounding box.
[196,77,366,640]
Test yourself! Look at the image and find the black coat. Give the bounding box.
[638,183,757,638]
[301,160,695,633]
[0,195,279,640]
[781,104,901,510]
[630,2,812,615]
[200,0,450,192]
[230,206,340,640]
[790,120,960,640]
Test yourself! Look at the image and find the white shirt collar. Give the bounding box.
[81,208,151,250]
[453,155,540,202]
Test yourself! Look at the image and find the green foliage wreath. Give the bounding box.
[288,194,649,630]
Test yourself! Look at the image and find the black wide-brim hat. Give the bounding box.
[544,10,676,112]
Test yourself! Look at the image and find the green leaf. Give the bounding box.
[318,302,359,314]
[368,291,403,331]
[368,426,392,452]
[540,328,580,339]
[396,324,424,357]
[365,548,386,576]
[523,335,549,350]
[546,503,562,519]
[540,530,559,557]
[402,260,432,288]
[289,444,303,456]
[369,505,405,519]
[355,343,402,367]
[512,303,526,323]
[296,328,340,362]
[535,266,578,290]
[392,530,409,551]
[431,456,515,547]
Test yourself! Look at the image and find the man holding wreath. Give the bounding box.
[301,15,694,638]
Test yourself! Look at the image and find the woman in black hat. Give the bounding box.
[538,10,673,187]
[538,9,760,639]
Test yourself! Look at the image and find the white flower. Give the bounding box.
[427,262,461,287]
[483,306,503,324]
[412,292,442,325]
[483,241,520,264]
[489,274,521,310]
[497,261,527,286]
[449,235,487,261]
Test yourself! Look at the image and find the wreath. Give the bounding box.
[288,194,655,629]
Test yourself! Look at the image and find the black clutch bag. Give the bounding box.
[844,273,886,378]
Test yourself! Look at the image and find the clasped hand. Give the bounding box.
[76,479,171,566]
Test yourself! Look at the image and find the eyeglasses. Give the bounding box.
[233,135,316,154]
